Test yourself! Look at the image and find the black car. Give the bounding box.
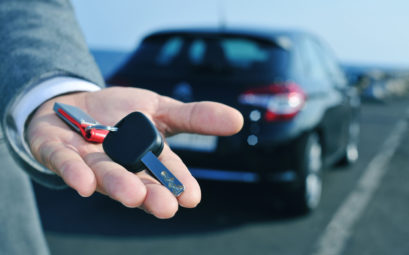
[109,28,360,213]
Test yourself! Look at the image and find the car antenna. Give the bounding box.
[218,0,227,31]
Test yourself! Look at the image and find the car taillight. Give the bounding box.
[238,82,306,121]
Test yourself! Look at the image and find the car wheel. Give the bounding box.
[288,132,323,214]
[338,121,360,166]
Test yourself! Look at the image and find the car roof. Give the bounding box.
[143,27,311,44]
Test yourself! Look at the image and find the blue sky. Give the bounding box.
[72,0,409,67]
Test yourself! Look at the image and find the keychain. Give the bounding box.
[53,102,184,197]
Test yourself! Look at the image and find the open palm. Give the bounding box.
[27,87,243,219]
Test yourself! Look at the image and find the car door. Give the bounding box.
[300,36,347,157]
[315,39,354,153]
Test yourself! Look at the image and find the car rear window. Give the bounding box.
[132,35,290,77]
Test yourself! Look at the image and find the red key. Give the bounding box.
[53,102,117,143]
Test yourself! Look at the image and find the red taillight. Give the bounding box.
[238,82,306,121]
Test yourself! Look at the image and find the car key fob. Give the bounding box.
[103,112,184,196]
[103,112,164,172]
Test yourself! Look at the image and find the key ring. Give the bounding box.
[83,124,117,143]
[85,125,118,132]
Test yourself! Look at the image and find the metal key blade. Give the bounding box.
[141,151,185,197]
[54,102,98,132]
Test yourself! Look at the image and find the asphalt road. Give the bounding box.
[32,97,409,255]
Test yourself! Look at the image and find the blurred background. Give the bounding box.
[33,1,409,255]
[75,1,409,69]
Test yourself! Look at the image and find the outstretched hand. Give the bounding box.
[27,87,243,218]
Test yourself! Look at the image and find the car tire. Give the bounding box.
[338,121,360,166]
[287,132,323,214]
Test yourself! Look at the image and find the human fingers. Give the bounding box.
[133,144,200,217]
[83,152,147,208]
[157,145,201,208]
[137,179,179,219]
[154,97,243,136]
[84,150,180,218]
[139,144,201,208]
[31,140,97,197]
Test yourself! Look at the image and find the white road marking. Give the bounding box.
[313,117,408,255]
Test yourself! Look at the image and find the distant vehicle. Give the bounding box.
[109,28,361,213]
[342,64,409,102]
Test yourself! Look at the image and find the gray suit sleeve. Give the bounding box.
[0,0,105,187]
[0,0,105,119]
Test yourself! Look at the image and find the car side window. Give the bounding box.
[300,38,330,85]
[313,40,347,87]
[156,37,183,65]
[189,39,206,65]
[221,38,269,68]
[290,43,305,77]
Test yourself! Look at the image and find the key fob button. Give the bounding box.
[103,112,164,172]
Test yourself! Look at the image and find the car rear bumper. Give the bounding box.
[174,136,301,183]
[189,167,297,183]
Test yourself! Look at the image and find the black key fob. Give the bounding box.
[103,112,164,172]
